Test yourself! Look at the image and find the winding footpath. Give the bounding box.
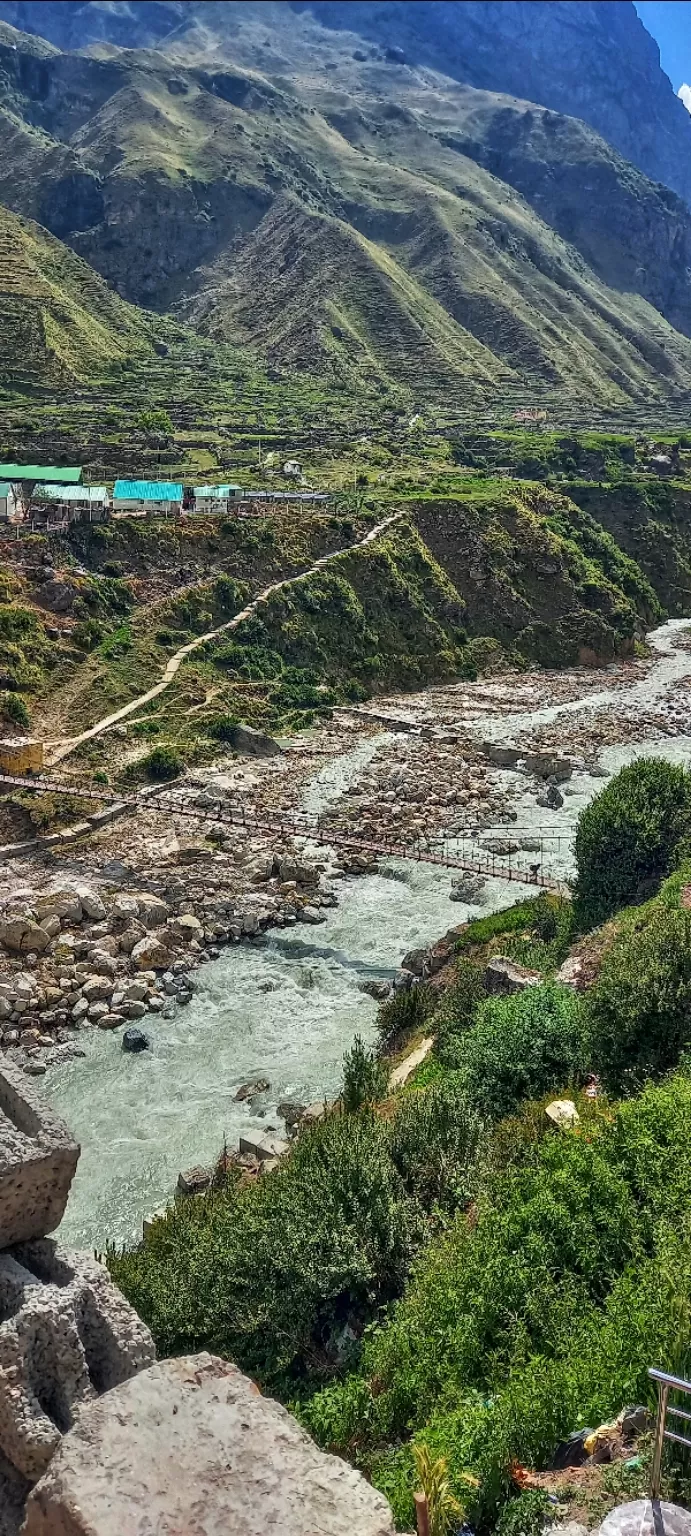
[48,513,403,767]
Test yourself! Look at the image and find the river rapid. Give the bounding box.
[45,619,691,1251]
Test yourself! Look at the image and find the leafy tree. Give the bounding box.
[135,408,174,442]
[574,758,691,926]
[342,1035,389,1112]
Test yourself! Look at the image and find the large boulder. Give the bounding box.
[130,935,172,971]
[0,1239,153,1483]
[33,579,77,614]
[484,955,542,995]
[23,1355,397,1536]
[226,723,282,757]
[136,894,170,930]
[0,916,51,953]
[33,891,83,925]
[71,884,106,921]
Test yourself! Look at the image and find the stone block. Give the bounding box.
[0,1060,79,1248]
[23,1354,396,1536]
[0,1239,154,1483]
[238,1130,290,1162]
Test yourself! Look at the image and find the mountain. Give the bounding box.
[292,1,691,208]
[1,2,691,403]
[1,0,689,207]
[0,200,152,386]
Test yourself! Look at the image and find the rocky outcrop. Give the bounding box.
[0,1239,154,1481]
[484,955,542,995]
[22,1354,397,1536]
[0,1058,78,1247]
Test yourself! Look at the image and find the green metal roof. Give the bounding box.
[0,464,82,483]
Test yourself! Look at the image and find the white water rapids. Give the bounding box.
[44,620,691,1251]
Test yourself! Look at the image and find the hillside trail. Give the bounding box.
[46,513,403,767]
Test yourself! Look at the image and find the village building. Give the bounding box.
[113,479,184,517]
[0,736,44,775]
[192,484,244,514]
[0,464,83,521]
[31,484,109,528]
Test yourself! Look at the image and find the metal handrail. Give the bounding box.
[649,1368,691,1497]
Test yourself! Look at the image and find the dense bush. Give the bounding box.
[109,1110,416,1389]
[377,982,436,1054]
[304,1074,691,1527]
[141,745,182,782]
[387,1076,480,1212]
[434,959,485,1067]
[0,690,29,726]
[455,983,586,1120]
[574,758,691,926]
[586,906,691,1093]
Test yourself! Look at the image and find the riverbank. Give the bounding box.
[0,618,689,1245]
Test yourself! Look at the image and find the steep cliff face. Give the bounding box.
[293,0,691,207]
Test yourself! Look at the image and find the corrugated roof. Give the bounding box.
[0,464,82,483]
[113,480,183,501]
[194,485,243,496]
[35,484,107,502]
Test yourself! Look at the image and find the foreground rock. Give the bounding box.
[23,1354,397,1536]
[0,1240,154,1482]
[0,1058,79,1246]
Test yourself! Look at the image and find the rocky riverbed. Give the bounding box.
[1,620,691,1245]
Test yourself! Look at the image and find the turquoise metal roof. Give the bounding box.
[113,480,183,501]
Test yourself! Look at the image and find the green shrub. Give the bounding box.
[207,713,240,742]
[377,983,436,1054]
[141,745,182,782]
[495,1490,551,1536]
[434,959,485,1067]
[0,690,29,726]
[574,759,691,926]
[456,983,586,1120]
[586,907,691,1093]
[109,1111,414,1389]
[72,618,104,651]
[387,1076,480,1212]
[342,1036,389,1112]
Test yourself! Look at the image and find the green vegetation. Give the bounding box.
[108,760,691,1531]
[574,758,691,925]
[140,745,183,782]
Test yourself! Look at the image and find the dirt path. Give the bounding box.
[47,513,402,767]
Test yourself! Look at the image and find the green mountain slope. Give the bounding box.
[0,9,691,402]
[0,200,152,386]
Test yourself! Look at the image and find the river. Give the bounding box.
[43,619,691,1251]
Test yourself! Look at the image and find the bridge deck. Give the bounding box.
[0,775,566,890]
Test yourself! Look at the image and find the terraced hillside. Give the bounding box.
[0,202,152,386]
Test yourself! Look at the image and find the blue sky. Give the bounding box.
[634,2,691,90]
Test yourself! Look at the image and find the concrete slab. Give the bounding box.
[23,1354,397,1536]
[238,1129,290,1161]
[0,1060,79,1247]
